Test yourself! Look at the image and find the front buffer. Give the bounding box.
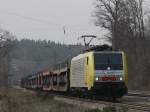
[92,81,127,98]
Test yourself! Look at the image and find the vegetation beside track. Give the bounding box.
[85,106,128,112]
[0,89,86,112]
[0,89,129,112]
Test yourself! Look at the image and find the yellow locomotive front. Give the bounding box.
[92,52,128,98]
[70,51,128,98]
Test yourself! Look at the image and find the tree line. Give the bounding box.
[0,28,15,93]
[9,39,84,86]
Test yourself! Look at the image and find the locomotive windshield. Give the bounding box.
[94,53,123,70]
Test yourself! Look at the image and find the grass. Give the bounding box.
[85,107,114,112]
[85,106,128,112]
[0,89,86,112]
[0,89,128,112]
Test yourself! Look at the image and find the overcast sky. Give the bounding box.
[0,0,108,45]
[0,0,149,45]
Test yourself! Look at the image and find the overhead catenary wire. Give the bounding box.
[0,9,106,45]
[0,10,94,31]
[0,10,61,26]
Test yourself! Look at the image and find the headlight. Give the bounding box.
[120,77,123,81]
[95,77,99,81]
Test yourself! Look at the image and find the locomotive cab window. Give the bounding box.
[94,53,123,70]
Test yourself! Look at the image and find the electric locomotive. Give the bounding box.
[70,51,128,98]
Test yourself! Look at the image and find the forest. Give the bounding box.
[9,39,84,86]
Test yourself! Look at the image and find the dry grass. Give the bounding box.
[0,89,86,112]
[0,89,129,112]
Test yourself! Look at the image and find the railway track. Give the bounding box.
[54,94,150,112]
[121,102,150,112]
[20,88,150,112]
[128,91,150,98]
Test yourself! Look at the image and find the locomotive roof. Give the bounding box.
[71,45,123,61]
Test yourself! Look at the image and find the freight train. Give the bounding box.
[21,45,128,99]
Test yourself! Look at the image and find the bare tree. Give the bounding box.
[0,28,15,93]
[93,0,145,53]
